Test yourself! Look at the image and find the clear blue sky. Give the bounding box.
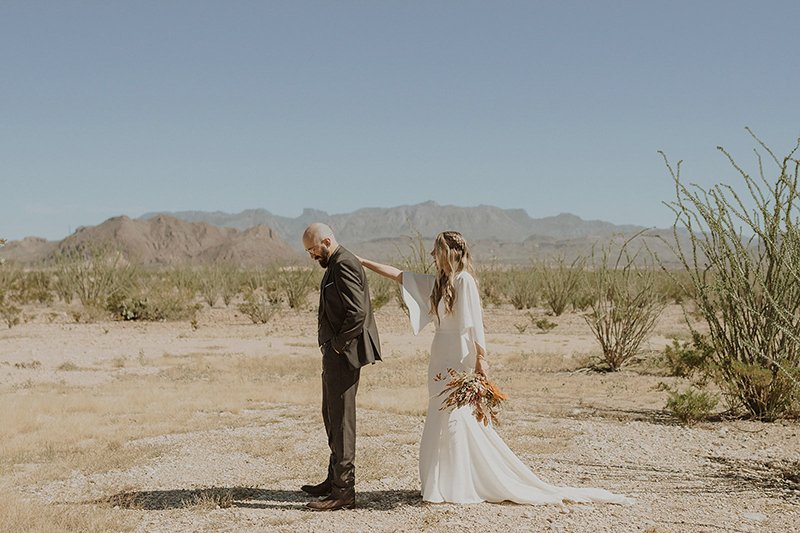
[2,1,799,240]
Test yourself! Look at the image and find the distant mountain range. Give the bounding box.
[0,215,299,267]
[1,202,685,267]
[139,201,645,245]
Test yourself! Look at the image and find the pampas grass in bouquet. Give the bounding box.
[434,368,508,426]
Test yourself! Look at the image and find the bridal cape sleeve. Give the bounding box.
[454,272,487,361]
[400,272,435,335]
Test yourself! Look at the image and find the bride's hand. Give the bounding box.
[475,356,489,377]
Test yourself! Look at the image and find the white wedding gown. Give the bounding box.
[402,271,634,505]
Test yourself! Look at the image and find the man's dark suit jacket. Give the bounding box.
[317,246,382,369]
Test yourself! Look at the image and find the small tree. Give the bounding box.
[584,240,665,371]
[661,129,800,420]
[506,268,538,310]
[539,255,586,316]
[476,264,507,307]
[0,258,22,328]
[198,264,223,307]
[238,289,280,324]
[53,244,137,313]
[278,267,316,310]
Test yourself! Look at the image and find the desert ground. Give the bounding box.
[1,298,797,533]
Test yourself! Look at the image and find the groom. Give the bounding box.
[301,223,382,511]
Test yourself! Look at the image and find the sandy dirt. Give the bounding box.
[1,301,798,532]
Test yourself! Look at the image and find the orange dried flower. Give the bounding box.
[434,368,508,426]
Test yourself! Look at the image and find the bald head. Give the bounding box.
[303,223,334,243]
[302,223,339,268]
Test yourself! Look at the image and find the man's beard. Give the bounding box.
[317,246,331,268]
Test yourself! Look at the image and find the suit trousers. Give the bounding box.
[321,344,360,497]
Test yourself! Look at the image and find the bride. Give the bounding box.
[359,230,633,505]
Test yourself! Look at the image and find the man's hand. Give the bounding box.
[334,339,352,355]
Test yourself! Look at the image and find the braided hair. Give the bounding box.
[430,231,476,321]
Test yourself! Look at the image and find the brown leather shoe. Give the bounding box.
[306,494,356,511]
[300,480,331,497]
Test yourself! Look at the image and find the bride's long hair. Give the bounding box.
[430,231,475,321]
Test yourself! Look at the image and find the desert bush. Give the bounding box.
[584,242,665,371]
[476,266,507,307]
[14,271,54,305]
[662,130,800,420]
[664,386,718,425]
[0,298,21,328]
[531,315,557,333]
[0,263,21,292]
[197,262,241,307]
[506,268,538,310]
[241,268,282,304]
[198,265,223,307]
[398,231,435,274]
[569,271,596,311]
[367,271,393,311]
[0,264,22,327]
[53,245,137,312]
[164,267,201,295]
[219,265,242,306]
[51,271,74,304]
[661,334,711,379]
[539,256,586,316]
[277,267,317,310]
[238,289,280,324]
[107,274,200,321]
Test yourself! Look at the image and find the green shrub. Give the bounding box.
[198,265,222,307]
[367,271,393,311]
[0,264,22,327]
[539,256,586,316]
[0,299,21,328]
[532,315,558,333]
[661,334,711,379]
[477,267,507,307]
[220,265,241,306]
[506,269,538,310]
[584,242,665,371]
[569,274,596,311]
[665,386,718,425]
[241,268,282,304]
[196,262,241,308]
[107,276,200,321]
[53,245,137,312]
[278,268,317,310]
[164,268,201,296]
[17,271,54,305]
[238,290,280,324]
[662,130,800,420]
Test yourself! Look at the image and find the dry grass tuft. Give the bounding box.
[181,487,235,509]
[0,489,130,533]
[56,361,81,371]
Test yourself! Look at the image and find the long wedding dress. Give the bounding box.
[402,270,634,505]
